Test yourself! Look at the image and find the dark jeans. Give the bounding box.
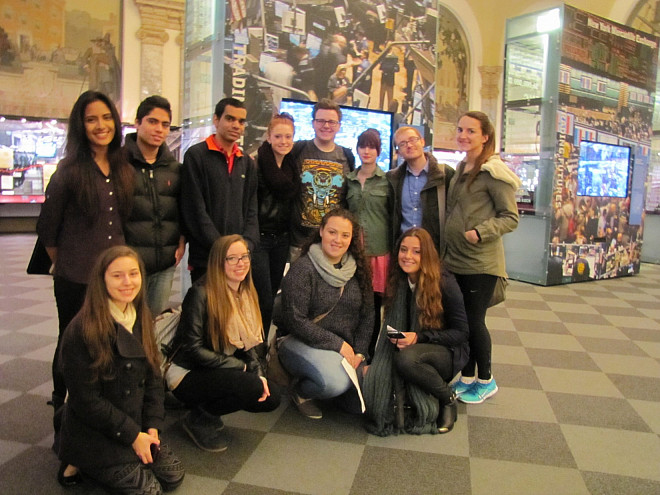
[84,443,184,494]
[172,367,281,417]
[393,343,454,404]
[251,232,290,337]
[53,276,87,401]
[453,273,497,380]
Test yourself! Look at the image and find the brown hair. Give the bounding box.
[312,98,342,121]
[301,208,373,302]
[205,235,263,352]
[357,128,382,156]
[460,111,496,189]
[81,246,159,381]
[384,228,444,330]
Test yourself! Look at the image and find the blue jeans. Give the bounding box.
[278,336,352,400]
[146,265,176,315]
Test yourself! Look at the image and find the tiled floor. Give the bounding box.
[1,233,660,494]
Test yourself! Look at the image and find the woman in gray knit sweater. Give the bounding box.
[278,208,374,419]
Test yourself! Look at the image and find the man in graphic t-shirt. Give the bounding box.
[289,98,355,253]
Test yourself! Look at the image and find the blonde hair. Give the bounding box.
[205,235,263,351]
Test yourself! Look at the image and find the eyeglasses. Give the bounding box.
[396,136,422,149]
[225,253,251,265]
[313,119,340,128]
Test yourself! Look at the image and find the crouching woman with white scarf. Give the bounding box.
[166,235,281,452]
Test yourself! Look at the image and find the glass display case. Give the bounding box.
[502,8,561,217]
[501,8,562,284]
[0,118,67,203]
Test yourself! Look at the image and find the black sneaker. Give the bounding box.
[182,411,229,452]
[290,388,322,419]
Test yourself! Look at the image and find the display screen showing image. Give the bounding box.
[577,141,631,198]
[280,98,393,172]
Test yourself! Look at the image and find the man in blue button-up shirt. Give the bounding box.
[386,127,454,254]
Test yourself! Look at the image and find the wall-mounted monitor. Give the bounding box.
[280,98,394,172]
[577,141,631,198]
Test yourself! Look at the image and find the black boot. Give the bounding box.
[437,394,457,434]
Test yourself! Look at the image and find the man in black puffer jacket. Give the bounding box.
[124,96,184,314]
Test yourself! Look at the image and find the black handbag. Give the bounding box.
[26,238,52,275]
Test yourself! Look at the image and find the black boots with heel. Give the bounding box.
[437,394,458,434]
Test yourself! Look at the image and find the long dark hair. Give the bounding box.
[81,246,159,382]
[205,235,262,352]
[59,91,133,220]
[460,111,496,189]
[301,208,372,300]
[384,228,444,330]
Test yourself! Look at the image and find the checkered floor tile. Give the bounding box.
[1,234,659,494]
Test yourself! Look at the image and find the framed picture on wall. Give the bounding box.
[0,0,122,119]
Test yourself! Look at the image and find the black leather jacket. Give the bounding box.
[171,284,264,376]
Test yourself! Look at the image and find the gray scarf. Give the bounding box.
[308,243,356,287]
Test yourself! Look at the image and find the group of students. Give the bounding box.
[36,90,520,494]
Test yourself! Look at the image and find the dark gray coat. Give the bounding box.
[58,314,164,469]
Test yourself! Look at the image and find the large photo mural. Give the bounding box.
[222,1,467,157]
[548,5,658,284]
[0,0,121,119]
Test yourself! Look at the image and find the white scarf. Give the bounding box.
[109,299,137,333]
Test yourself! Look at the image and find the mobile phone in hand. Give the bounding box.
[150,443,160,463]
[386,325,406,339]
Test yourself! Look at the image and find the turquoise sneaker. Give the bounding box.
[458,378,498,404]
[452,379,475,396]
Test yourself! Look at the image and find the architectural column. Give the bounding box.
[478,65,503,123]
[134,0,185,98]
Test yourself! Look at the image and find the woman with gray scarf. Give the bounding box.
[278,209,374,419]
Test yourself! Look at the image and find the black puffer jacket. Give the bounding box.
[123,133,182,274]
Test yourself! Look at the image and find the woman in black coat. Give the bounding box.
[57,246,184,493]
[37,91,135,413]
[364,228,469,436]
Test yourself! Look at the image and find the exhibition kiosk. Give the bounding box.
[501,5,658,285]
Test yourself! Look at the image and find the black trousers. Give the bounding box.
[453,273,497,380]
[251,232,289,338]
[172,367,281,416]
[53,276,87,401]
[393,343,454,405]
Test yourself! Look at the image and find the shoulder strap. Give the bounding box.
[312,285,345,324]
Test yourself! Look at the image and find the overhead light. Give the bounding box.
[536,8,560,33]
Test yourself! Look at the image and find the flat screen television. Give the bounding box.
[577,141,632,198]
[280,98,394,172]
